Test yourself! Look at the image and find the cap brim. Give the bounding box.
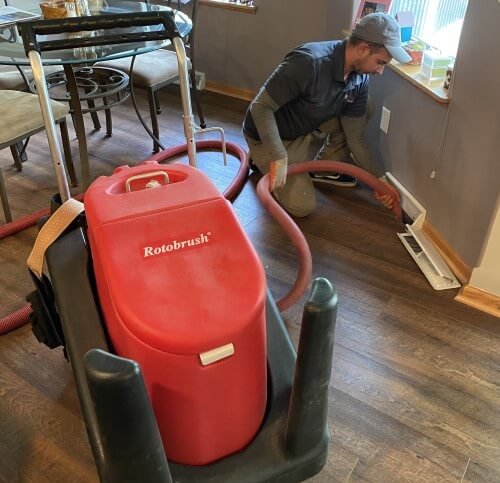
[386,44,412,64]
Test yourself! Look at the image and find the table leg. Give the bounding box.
[101,82,113,137]
[59,120,78,187]
[64,64,91,190]
[88,102,101,130]
[84,81,101,131]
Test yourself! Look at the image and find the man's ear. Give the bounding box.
[357,42,371,57]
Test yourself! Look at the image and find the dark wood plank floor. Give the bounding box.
[0,87,499,483]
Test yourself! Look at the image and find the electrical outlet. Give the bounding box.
[380,106,391,134]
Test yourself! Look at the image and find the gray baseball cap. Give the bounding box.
[353,12,411,63]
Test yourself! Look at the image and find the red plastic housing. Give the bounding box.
[84,161,267,465]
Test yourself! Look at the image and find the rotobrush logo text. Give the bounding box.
[143,232,212,258]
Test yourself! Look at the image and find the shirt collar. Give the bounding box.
[333,39,364,88]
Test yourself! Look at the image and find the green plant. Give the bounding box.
[405,39,427,51]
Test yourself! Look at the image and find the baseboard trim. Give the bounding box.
[455,285,500,318]
[205,80,256,102]
[422,221,472,284]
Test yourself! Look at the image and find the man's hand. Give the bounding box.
[374,180,400,210]
[269,158,288,191]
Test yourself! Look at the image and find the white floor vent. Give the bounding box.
[398,226,460,291]
[386,172,461,291]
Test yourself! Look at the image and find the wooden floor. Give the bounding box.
[0,88,499,483]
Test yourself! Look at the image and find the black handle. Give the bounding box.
[20,11,179,55]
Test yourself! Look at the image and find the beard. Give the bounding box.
[352,58,364,74]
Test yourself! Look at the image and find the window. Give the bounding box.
[199,0,256,12]
[389,0,469,56]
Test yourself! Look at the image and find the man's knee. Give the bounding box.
[244,134,272,174]
[274,174,316,217]
[275,193,316,217]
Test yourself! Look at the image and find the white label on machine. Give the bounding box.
[199,343,235,366]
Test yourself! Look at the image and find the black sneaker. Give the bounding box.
[310,172,358,187]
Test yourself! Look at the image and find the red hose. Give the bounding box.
[287,161,403,220]
[0,193,85,335]
[257,160,402,311]
[0,193,86,242]
[0,207,50,240]
[0,206,47,333]
[0,305,33,335]
[256,176,312,312]
[1,145,402,332]
[149,140,249,200]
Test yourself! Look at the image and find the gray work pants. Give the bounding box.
[245,115,366,217]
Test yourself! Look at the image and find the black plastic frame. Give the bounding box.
[41,220,337,482]
[19,11,179,54]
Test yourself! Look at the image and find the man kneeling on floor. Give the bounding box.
[242,12,409,217]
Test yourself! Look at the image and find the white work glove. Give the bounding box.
[374,176,400,210]
[269,157,288,191]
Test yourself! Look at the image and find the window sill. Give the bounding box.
[199,0,257,13]
[387,60,450,105]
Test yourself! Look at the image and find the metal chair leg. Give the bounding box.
[190,68,206,129]
[0,164,12,223]
[9,144,24,171]
[147,88,161,154]
[0,167,12,223]
[59,120,78,187]
[16,140,28,162]
[154,90,161,115]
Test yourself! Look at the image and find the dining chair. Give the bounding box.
[0,64,31,91]
[0,90,77,223]
[0,63,64,91]
[0,63,63,165]
[95,0,206,153]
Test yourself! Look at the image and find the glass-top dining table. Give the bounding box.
[0,0,192,188]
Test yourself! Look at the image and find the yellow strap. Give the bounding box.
[27,198,85,279]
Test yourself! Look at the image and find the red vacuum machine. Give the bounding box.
[85,162,267,465]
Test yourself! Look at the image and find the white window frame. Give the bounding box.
[389,0,468,56]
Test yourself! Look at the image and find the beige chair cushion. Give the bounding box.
[96,49,192,88]
[0,64,64,91]
[0,90,69,146]
[0,65,29,91]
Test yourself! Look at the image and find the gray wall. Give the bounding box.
[197,0,353,90]
[197,0,500,268]
[367,0,500,267]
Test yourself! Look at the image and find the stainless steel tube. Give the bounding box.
[173,36,197,167]
[28,50,71,202]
